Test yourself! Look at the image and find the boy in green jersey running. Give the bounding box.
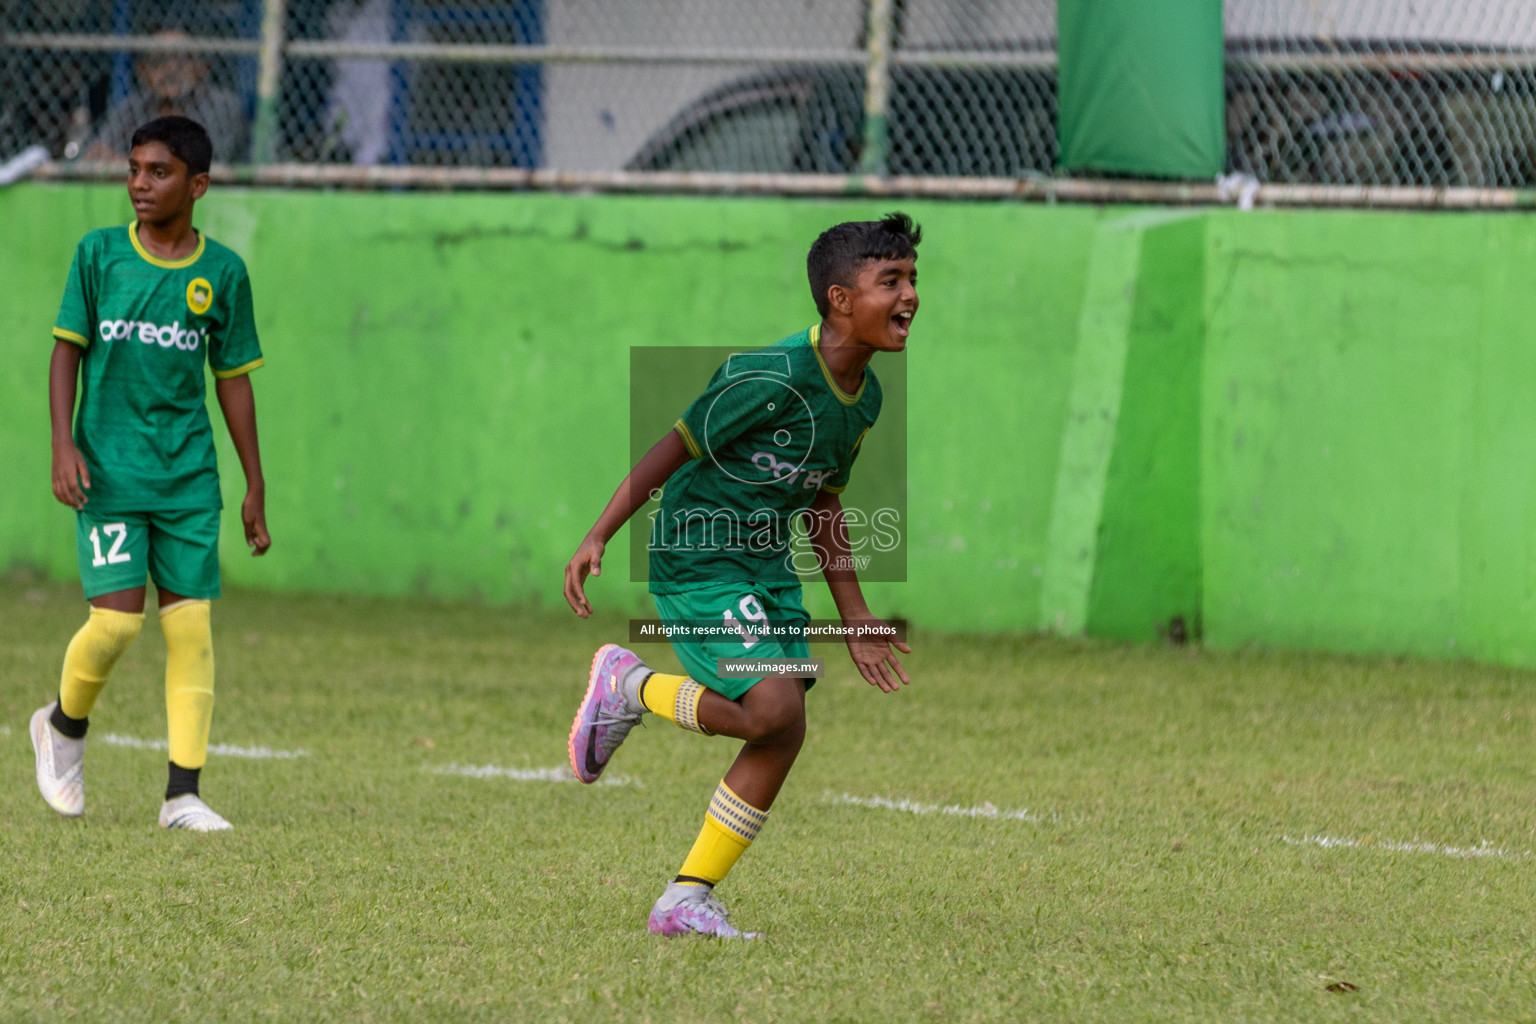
[30,116,270,832]
[564,213,919,937]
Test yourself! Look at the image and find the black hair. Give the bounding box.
[130,116,213,175]
[806,211,922,318]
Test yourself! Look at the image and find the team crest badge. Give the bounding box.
[186,278,213,315]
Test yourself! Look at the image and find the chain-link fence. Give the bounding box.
[1228,0,1536,188]
[3,0,1535,191]
[1,1,261,163]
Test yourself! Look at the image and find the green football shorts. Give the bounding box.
[76,508,222,600]
[651,581,813,700]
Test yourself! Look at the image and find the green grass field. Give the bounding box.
[3,572,1536,1022]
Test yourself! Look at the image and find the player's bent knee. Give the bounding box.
[740,678,807,743]
[743,716,800,745]
[770,713,807,754]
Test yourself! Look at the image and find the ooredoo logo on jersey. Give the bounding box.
[98,318,206,352]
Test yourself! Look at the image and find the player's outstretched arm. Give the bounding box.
[564,428,691,618]
[214,374,271,556]
[806,489,911,693]
[49,340,90,509]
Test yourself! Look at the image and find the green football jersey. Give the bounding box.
[650,325,882,592]
[53,222,263,513]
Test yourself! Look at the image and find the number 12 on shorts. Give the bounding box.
[723,594,768,649]
[89,523,132,566]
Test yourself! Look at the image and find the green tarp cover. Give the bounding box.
[1057,0,1225,179]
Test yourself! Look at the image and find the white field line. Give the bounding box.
[827,792,1058,823]
[100,733,308,760]
[430,762,637,787]
[1282,834,1529,861]
[0,725,9,738]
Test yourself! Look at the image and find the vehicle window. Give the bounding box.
[649,102,805,174]
[800,71,863,174]
[891,69,1056,177]
[1441,88,1536,187]
[1224,69,1501,188]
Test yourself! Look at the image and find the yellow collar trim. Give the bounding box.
[128,221,204,269]
[810,324,865,405]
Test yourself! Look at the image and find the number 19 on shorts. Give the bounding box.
[723,594,768,648]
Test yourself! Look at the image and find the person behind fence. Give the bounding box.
[562,212,919,939]
[32,115,270,832]
[85,30,249,163]
[323,0,391,165]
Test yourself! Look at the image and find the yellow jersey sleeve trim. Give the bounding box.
[820,482,848,494]
[128,221,206,269]
[674,419,703,459]
[53,327,89,348]
[212,357,264,379]
[809,323,866,406]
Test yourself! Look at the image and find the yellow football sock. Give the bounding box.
[640,672,711,734]
[675,781,770,887]
[161,600,215,769]
[59,607,144,719]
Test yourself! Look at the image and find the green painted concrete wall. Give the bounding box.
[7,185,1535,668]
[1201,211,1536,667]
[1038,209,1204,641]
[0,185,1102,633]
[1085,211,1205,641]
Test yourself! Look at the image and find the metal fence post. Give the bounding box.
[251,0,289,165]
[859,0,892,177]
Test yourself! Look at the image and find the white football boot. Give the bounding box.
[30,702,85,817]
[158,794,233,832]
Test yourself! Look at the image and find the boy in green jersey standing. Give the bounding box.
[31,116,270,832]
[564,213,919,937]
